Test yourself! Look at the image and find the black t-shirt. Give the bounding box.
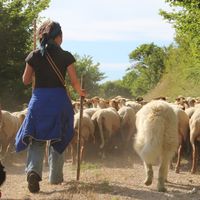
[25,45,76,88]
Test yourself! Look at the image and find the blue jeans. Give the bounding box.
[26,139,64,184]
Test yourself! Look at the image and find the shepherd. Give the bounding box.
[15,20,86,193]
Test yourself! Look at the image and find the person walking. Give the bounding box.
[15,20,85,193]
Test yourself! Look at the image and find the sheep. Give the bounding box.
[170,105,190,173]
[174,96,189,110]
[189,108,200,173]
[72,99,91,113]
[117,106,136,153]
[185,107,196,119]
[70,112,95,164]
[134,100,178,192]
[113,96,127,109]
[0,110,26,157]
[12,108,27,125]
[117,98,126,109]
[125,101,142,113]
[90,97,109,109]
[109,99,119,110]
[91,107,121,157]
[83,108,99,118]
[186,97,196,107]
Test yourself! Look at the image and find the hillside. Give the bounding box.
[145,73,200,102]
[144,45,200,101]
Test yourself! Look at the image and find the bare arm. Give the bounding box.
[67,64,86,97]
[22,63,34,85]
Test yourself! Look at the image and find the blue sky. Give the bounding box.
[40,0,175,83]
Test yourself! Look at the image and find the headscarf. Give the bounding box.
[39,22,62,56]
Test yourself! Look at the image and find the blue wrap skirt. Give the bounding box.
[15,88,74,154]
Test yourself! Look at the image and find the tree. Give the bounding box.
[160,0,200,56]
[100,80,132,99]
[160,0,200,84]
[125,43,166,96]
[66,54,105,100]
[0,0,50,110]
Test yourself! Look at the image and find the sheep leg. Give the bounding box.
[0,140,9,158]
[92,133,96,144]
[80,140,84,163]
[191,142,197,174]
[144,162,153,186]
[98,117,105,149]
[157,157,169,192]
[71,144,77,165]
[175,144,182,173]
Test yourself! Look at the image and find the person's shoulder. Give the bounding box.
[61,49,74,57]
[25,49,41,62]
[27,49,40,57]
[60,49,76,65]
[62,49,75,60]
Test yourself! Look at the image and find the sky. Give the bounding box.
[40,0,175,83]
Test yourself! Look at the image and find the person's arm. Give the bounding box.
[22,63,34,85]
[67,64,86,97]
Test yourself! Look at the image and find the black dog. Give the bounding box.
[0,161,6,186]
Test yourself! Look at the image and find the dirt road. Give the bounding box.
[1,151,200,200]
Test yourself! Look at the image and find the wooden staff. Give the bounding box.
[33,19,37,50]
[32,19,36,90]
[76,75,84,181]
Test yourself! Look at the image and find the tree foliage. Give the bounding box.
[160,0,200,84]
[160,0,200,56]
[66,54,105,100]
[124,43,166,97]
[144,0,200,99]
[99,80,132,99]
[0,0,50,109]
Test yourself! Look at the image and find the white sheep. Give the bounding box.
[0,109,26,157]
[91,107,121,154]
[134,100,178,192]
[185,107,196,119]
[125,101,142,113]
[189,107,200,173]
[118,106,136,152]
[170,105,190,173]
[83,108,99,118]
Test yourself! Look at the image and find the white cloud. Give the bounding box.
[61,18,174,41]
[40,0,175,42]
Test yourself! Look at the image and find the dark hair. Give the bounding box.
[37,20,62,56]
[37,20,62,43]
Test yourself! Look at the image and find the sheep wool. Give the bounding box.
[134,100,179,192]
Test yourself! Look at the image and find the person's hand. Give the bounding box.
[79,89,86,97]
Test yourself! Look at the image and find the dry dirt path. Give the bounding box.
[1,151,200,200]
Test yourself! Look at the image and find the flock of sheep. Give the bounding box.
[1,95,200,192]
